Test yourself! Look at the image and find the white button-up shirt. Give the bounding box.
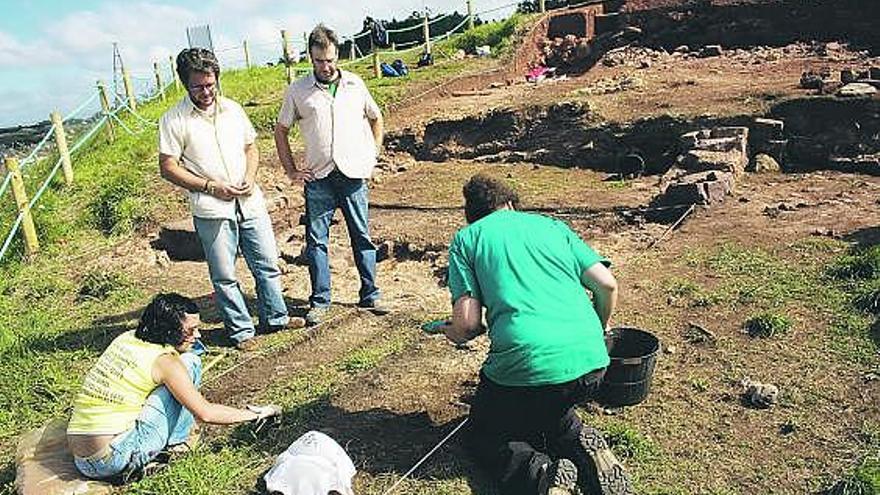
[159,96,266,220]
[278,70,381,180]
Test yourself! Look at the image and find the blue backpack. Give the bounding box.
[391,59,408,76]
[380,62,400,77]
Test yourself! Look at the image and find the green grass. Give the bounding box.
[744,311,793,338]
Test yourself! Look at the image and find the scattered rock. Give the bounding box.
[741,378,779,408]
[673,45,689,53]
[683,322,717,345]
[664,344,676,355]
[811,227,840,238]
[699,44,723,58]
[154,250,171,268]
[751,153,780,173]
[838,82,877,97]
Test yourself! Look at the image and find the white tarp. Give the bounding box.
[264,431,356,495]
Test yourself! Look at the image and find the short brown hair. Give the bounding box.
[176,48,220,84]
[463,174,520,224]
[309,24,339,53]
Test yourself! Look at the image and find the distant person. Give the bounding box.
[159,48,303,350]
[67,293,281,480]
[439,175,634,495]
[274,24,388,326]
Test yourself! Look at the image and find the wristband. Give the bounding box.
[202,178,210,193]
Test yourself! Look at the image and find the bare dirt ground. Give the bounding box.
[73,12,880,493]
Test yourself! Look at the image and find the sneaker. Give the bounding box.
[575,427,635,495]
[305,306,329,326]
[167,425,201,456]
[262,317,307,334]
[538,458,579,495]
[357,300,390,316]
[235,338,258,351]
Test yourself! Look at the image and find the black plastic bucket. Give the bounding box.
[596,327,660,407]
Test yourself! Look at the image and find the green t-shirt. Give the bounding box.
[447,210,611,386]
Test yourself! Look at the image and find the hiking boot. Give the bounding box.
[305,306,329,326]
[538,458,579,495]
[261,317,307,334]
[235,338,258,352]
[575,427,635,495]
[357,300,390,316]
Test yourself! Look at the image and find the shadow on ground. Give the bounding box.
[20,293,310,355]
[226,401,498,494]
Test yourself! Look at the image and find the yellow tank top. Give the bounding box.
[67,331,176,435]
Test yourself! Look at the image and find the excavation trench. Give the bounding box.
[387,96,880,177]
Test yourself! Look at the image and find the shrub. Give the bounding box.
[89,173,149,235]
[854,280,880,315]
[831,245,880,280]
[77,269,129,301]
[745,311,792,338]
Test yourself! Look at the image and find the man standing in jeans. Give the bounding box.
[274,24,388,326]
[159,48,304,351]
[440,175,634,495]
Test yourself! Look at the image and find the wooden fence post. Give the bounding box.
[303,32,310,63]
[97,80,114,142]
[467,0,475,30]
[372,51,380,79]
[6,157,40,257]
[243,39,251,68]
[391,42,396,52]
[423,12,431,55]
[539,0,546,13]
[153,62,165,101]
[350,37,357,61]
[49,111,73,186]
[122,68,137,111]
[169,55,180,91]
[281,29,292,84]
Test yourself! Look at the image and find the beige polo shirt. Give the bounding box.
[278,70,381,180]
[159,96,266,220]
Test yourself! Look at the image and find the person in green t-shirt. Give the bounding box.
[440,175,633,495]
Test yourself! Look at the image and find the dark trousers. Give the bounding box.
[465,368,605,495]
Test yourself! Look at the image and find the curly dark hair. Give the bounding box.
[135,293,199,347]
[308,24,339,53]
[463,174,520,224]
[176,48,220,85]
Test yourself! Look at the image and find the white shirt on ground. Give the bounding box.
[159,95,266,220]
[277,69,381,180]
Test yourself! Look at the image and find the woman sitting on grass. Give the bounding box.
[67,292,280,480]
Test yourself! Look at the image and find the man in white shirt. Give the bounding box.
[159,48,303,350]
[274,24,388,326]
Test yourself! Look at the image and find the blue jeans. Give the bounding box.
[305,169,379,308]
[73,353,202,479]
[194,210,289,343]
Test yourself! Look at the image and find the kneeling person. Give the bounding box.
[67,293,280,480]
[442,175,634,495]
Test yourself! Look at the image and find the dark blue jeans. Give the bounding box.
[304,169,379,308]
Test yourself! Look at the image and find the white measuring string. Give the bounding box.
[379,417,469,495]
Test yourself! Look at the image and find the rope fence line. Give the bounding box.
[0,60,172,262]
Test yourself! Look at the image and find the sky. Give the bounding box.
[0,0,518,127]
